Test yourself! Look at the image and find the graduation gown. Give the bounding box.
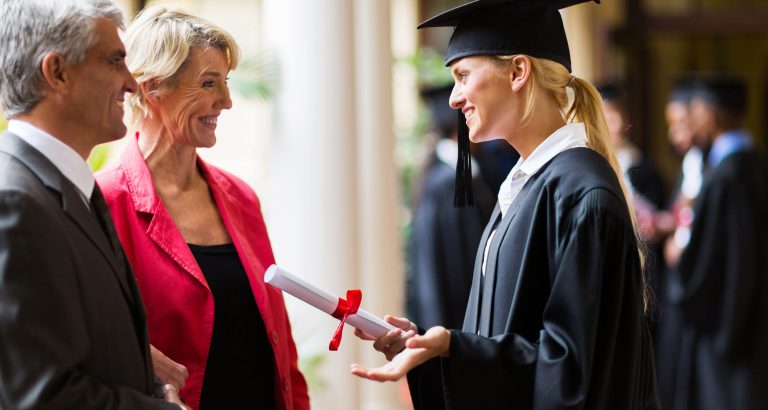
[407,154,494,329]
[664,149,768,410]
[407,148,660,410]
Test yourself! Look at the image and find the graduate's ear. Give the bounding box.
[508,55,532,93]
[40,52,69,94]
[141,80,163,106]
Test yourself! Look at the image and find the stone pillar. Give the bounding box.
[261,1,360,409]
[354,0,405,409]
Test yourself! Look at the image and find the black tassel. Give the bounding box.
[454,109,473,207]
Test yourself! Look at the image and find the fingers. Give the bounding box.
[349,363,401,382]
[354,327,376,341]
[372,328,402,352]
[384,315,417,333]
[405,326,451,357]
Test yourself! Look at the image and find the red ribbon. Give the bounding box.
[328,289,362,351]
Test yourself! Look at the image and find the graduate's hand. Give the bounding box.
[354,315,418,360]
[350,326,451,382]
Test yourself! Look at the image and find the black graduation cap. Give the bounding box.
[418,0,600,207]
[595,81,624,103]
[690,74,748,117]
[420,84,457,139]
[668,76,697,104]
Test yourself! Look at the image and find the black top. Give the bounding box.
[189,243,276,410]
[407,148,660,409]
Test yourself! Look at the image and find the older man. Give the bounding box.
[0,1,186,408]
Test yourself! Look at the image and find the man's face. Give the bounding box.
[65,18,137,147]
[689,97,717,147]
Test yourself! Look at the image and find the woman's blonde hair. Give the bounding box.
[123,5,240,127]
[492,55,651,311]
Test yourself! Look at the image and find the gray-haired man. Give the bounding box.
[0,0,186,408]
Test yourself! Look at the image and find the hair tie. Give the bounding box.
[567,74,577,88]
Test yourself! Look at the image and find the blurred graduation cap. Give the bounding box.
[595,81,624,103]
[668,76,698,104]
[690,74,748,117]
[420,84,457,139]
[418,0,600,207]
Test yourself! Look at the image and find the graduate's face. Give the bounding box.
[665,101,694,155]
[689,97,717,147]
[448,56,517,143]
[602,101,625,148]
[154,46,232,148]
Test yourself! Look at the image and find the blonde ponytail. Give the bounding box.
[493,55,651,312]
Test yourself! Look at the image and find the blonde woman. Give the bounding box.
[352,1,660,409]
[96,6,308,409]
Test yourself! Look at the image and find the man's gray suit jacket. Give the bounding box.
[0,131,177,409]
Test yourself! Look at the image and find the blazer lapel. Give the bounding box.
[201,161,278,336]
[119,137,210,289]
[0,133,133,302]
[463,204,501,334]
[478,178,536,336]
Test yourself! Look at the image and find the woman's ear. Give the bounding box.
[509,55,532,93]
[141,80,162,106]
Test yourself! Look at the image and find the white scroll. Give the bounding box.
[264,264,396,338]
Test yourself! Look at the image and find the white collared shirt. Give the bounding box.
[8,119,95,200]
[481,122,588,276]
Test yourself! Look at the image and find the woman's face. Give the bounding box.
[602,101,625,147]
[448,56,516,143]
[156,46,232,148]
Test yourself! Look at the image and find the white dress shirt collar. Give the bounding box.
[497,122,588,217]
[7,119,95,200]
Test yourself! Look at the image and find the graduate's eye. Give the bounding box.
[225,76,230,84]
[202,80,215,88]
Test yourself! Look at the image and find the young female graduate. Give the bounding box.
[351,1,661,409]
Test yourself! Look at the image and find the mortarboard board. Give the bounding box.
[417,0,599,207]
[690,74,748,117]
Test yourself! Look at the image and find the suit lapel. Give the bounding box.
[478,178,536,336]
[463,204,501,334]
[0,132,134,303]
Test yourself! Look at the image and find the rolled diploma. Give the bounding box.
[265,265,396,338]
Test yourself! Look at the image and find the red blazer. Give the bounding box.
[96,136,309,410]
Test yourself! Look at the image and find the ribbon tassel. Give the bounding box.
[328,289,362,351]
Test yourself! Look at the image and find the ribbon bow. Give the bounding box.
[328,289,362,351]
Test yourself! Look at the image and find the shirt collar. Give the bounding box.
[8,119,95,199]
[517,122,588,177]
[708,129,752,167]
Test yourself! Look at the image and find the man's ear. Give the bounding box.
[509,55,532,93]
[40,53,68,93]
[141,80,162,106]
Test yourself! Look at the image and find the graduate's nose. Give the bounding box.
[449,84,465,110]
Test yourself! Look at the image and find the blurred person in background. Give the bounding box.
[351,1,660,408]
[663,74,768,410]
[0,0,185,408]
[655,76,704,410]
[596,81,665,311]
[407,84,495,330]
[95,6,308,409]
